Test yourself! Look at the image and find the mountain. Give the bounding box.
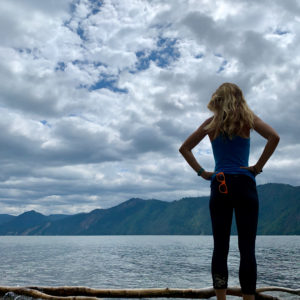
[0,214,15,225]
[0,183,299,235]
[0,211,71,235]
[47,214,71,222]
[256,183,300,234]
[0,210,49,235]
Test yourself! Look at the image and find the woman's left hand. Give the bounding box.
[201,171,214,180]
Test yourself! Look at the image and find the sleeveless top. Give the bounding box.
[210,133,256,183]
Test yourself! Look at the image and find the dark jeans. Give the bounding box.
[209,173,259,295]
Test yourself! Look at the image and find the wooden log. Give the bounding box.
[0,287,98,300]
[256,286,300,295]
[0,285,299,299]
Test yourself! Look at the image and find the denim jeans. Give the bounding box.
[209,173,259,295]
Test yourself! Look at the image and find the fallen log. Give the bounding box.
[0,286,299,300]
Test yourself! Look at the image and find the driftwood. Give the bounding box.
[0,286,299,300]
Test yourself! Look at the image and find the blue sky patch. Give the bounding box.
[72,59,88,65]
[15,48,32,54]
[134,37,180,72]
[69,0,79,14]
[217,60,227,73]
[89,0,103,15]
[214,53,222,58]
[195,54,204,59]
[65,0,103,40]
[77,23,87,41]
[274,28,289,35]
[55,62,66,71]
[40,120,51,128]
[89,74,128,93]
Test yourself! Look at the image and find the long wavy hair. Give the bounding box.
[205,82,254,140]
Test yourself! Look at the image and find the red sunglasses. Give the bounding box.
[216,172,228,194]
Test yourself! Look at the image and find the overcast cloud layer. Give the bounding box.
[0,0,299,215]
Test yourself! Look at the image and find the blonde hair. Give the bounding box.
[205,82,254,140]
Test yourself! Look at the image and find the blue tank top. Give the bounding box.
[211,133,256,183]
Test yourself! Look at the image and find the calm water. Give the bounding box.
[0,236,299,299]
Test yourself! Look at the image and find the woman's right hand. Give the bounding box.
[240,165,262,176]
[201,171,214,180]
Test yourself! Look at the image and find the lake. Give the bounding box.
[0,235,299,299]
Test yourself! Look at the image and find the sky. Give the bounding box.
[0,0,299,216]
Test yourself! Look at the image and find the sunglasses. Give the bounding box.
[216,172,228,194]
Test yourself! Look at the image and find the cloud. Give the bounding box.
[0,0,299,215]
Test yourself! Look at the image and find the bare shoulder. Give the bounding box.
[252,113,268,128]
[199,116,214,141]
[253,113,263,124]
[206,116,214,123]
[201,116,214,128]
[193,116,213,135]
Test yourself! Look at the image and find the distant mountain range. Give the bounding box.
[0,183,299,235]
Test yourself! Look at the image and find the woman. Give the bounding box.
[179,82,280,300]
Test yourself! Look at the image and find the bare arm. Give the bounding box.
[179,117,214,180]
[241,113,280,174]
[252,114,280,172]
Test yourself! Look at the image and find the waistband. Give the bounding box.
[211,172,256,185]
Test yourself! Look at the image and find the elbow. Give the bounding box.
[179,145,188,154]
[269,133,280,144]
[273,133,280,142]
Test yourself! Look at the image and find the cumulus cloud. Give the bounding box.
[0,0,299,215]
